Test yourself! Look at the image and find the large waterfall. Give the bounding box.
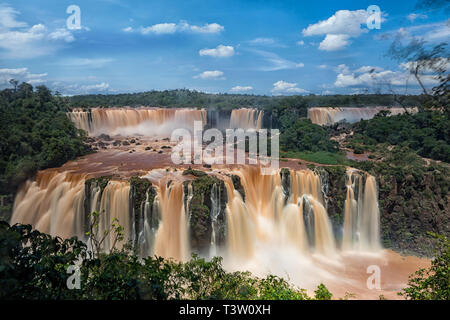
[68,107,207,136]
[223,167,338,259]
[11,166,381,260]
[308,107,418,126]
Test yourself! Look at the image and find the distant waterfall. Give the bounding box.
[308,107,418,126]
[229,108,263,129]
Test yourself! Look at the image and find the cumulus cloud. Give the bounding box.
[0,4,76,58]
[125,21,224,35]
[271,80,308,94]
[297,40,305,46]
[318,34,351,51]
[194,70,225,80]
[230,86,253,92]
[333,64,440,89]
[199,45,234,57]
[303,9,380,51]
[0,67,48,87]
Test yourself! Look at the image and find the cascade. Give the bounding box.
[68,107,207,136]
[10,166,381,262]
[229,108,263,130]
[342,169,380,251]
[153,181,189,261]
[308,107,418,126]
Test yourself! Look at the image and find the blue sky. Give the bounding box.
[0,0,448,95]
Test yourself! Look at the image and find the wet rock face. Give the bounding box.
[84,176,113,236]
[315,166,347,242]
[129,176,157,245]
[280,168,291,204]
[183,172,228,254]
[231,174,245,202]
[378,170,450,256]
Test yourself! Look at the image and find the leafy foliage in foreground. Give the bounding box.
[399,233,449,300]
[0,83,91,194]
[0,222,329,300]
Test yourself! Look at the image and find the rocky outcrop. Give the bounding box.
[376,166,450,256]
[183,171,228,254]
[280,168,291,204]
[316,166,347,241]
[231,174,245,202]
[129,176,157,249]
[84,176,112,236]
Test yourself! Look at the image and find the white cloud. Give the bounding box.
[303,9,379,51]
[297,40,305,46]
[378,20,450,43]
[318,64,327,69]
[199,45,234,57]
[354,65,384,73]
[0,4,26,29]
[333,64,440,89]
[48,28,75,42]
[407,13,427,22]
[271,80,308,94]
[190,23,224,33]
[230,86,253,92]
[335,64,350,74]
[303,10,369,37]
[141,23,177,35]
[318,34,350,51]
[194,70,225,80]
[0,4,76,58]
[80,82,110,91]
[133,21,224,35]
[0,67,48,87]
[51,81,113,95]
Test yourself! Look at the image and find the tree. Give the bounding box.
[399,233,449,300]
[9,79,18,92]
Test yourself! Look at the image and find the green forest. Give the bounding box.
[0,84,91,195]
[68,89,423,111]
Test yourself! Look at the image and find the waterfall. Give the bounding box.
[308,107,419,126]
[342,169,381,251]
[11,166,381,263]
[68,107,207,136]
[153,181,189,261]
[224,167,337,258]
[229,108,263,130]
[11,171,132,251]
